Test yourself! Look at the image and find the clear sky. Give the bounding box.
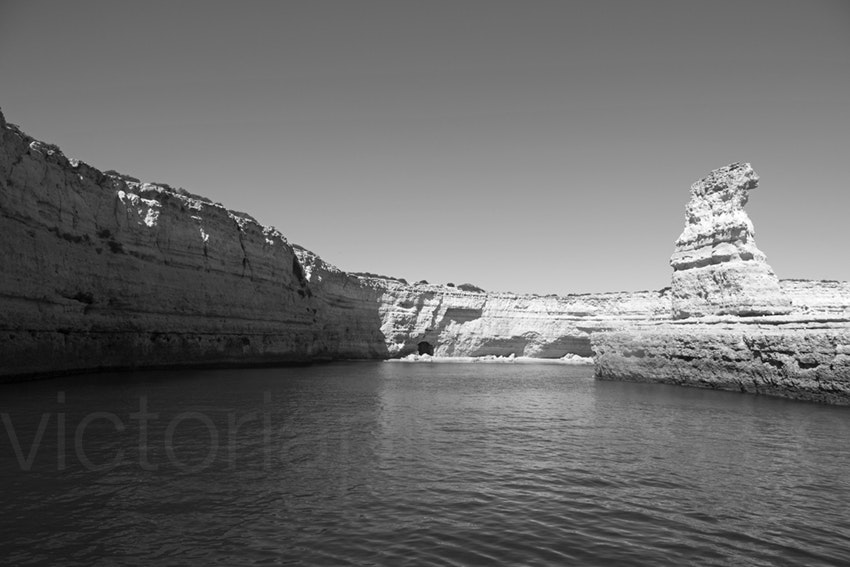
[1,0,848,294]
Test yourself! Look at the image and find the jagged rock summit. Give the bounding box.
[670,162,791,319]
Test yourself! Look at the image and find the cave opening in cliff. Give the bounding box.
[418,341,434,356]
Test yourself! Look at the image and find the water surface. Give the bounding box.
[1,362,849,565]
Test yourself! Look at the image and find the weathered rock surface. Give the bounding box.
[0,110,322,377]
[291,246,389,359]
[670,163,791,319]
[782,279,850,317]
[296,247,671,359]
[593,319,850,405]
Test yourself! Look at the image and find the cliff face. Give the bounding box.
[291,246,389,359]
[0,111,668,378]
[371,281,667,358]
[295,247,670,360]
[670,163,791,319]
[0,111,322,377]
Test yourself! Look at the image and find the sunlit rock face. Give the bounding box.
[295,240,672,360]
[782,280,850,317]
[0,110,321,378]
[294,251,671,360]
[366,282,670,359]
[670,162,791,319]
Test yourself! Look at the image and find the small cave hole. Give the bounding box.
[418,341,434,356]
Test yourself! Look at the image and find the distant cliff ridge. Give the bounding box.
[296,245,671,360]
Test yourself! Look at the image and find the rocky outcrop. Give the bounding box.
[670,163,791,319]
[0,110,322,378]
[594,162,850,404]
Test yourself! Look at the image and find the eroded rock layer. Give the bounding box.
[592,320,850,405]
[670,163,791,318]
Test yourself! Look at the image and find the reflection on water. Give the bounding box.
[1,362,849,565]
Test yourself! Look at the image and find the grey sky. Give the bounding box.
[1,0,848,293]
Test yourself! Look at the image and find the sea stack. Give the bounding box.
[670,162,791,319]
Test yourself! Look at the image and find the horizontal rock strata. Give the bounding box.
[1,111,322,377]
[670,162,791,318]
[592,320,850,405]
[296,245,671,359]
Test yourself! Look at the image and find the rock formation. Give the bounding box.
[594,162,850,404]
[670,162,791,318]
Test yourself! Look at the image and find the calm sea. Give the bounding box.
[1,362,849,566]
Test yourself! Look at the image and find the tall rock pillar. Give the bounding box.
[670,162,791,319]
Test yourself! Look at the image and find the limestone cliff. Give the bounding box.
[0,109,667,378]
[670,163,791,318]
[4,111,850,400]
[0,109,322,377]
[291,246,389,359]
[368,283,669,358]
[296,246,670,359]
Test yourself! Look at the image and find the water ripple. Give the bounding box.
[2,363,850,565]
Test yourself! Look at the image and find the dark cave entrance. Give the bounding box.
[418,341,434,356]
